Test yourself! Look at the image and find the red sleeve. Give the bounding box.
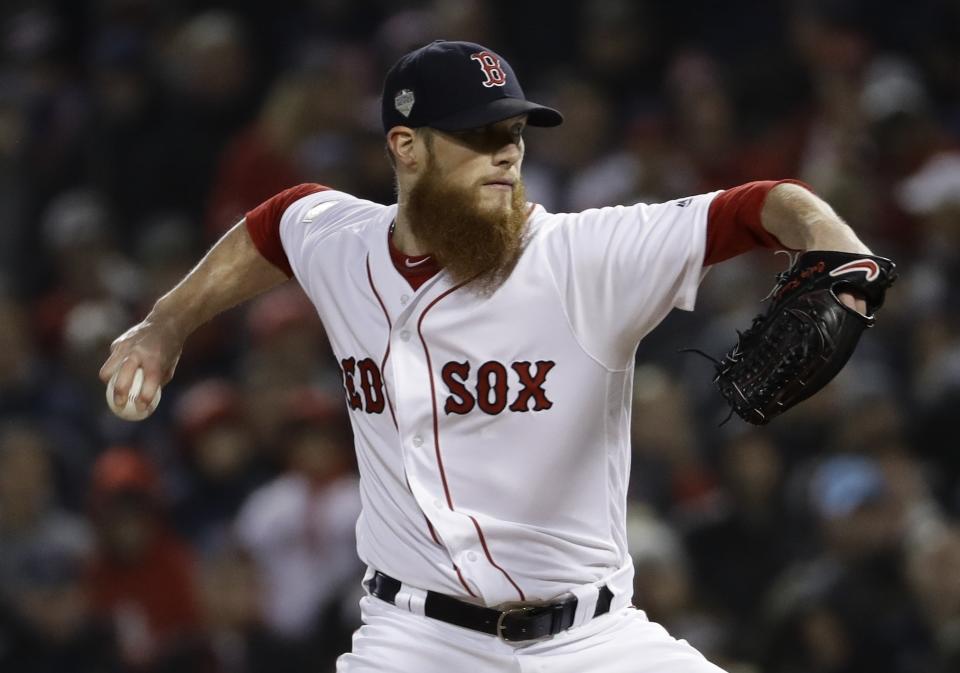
[703,179,812,266]
[244,183,330,277]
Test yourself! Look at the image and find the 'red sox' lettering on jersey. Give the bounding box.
[345,357,556,416]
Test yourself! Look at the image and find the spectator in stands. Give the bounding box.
[0,537,118,673]
[86,447,205,672]
[0,421,92,590]
[172,379,269,551]
[235,388,361,665]
[763,454,934,673]
[199,544,309,673]
[907,526,960,673]
[685,430,800,661]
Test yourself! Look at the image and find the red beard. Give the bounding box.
[405,156,528,288]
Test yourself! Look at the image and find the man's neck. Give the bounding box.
[392,208,430,256]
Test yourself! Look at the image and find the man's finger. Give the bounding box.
[112,356,141,409]
[99,346,129,384]
[838,291,868,317]
[136,363,163,412]
[101,323,146,382]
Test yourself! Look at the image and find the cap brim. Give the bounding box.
[430,97,563,131]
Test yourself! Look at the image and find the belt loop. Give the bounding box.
[394,584,428,616]
[593,586,614,617]
[569,582,601,628]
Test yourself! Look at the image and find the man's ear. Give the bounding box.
[386,126,419,170]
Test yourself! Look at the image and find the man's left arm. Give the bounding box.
[705,180,873,315]
[759,182,871,315]
[698,180,897,425]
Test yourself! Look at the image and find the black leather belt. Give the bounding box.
[366,570,614,642]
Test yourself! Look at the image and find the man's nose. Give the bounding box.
[493,138,521,167]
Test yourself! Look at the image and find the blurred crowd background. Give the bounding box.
[1,1,959,672]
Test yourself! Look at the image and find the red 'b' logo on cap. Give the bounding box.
[470,51,507,88]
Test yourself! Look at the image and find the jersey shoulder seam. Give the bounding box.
[283,192,390,244]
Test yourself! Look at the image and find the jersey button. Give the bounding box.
[412,435,423,447]
[400,294,410,305]
[466,551,479,563]
[433,498,443,509]
[399,330,411,341]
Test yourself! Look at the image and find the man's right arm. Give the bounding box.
[99,219,289,413]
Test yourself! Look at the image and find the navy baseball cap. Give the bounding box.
[381,40,563,134]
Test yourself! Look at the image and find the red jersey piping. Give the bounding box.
[416,279,526,602]
[365,254,398,428]
[367,255,447,554]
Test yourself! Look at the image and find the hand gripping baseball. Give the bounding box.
[99,317,185,420]
[686,251,897,425]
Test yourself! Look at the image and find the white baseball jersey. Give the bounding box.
[270,187,718,608]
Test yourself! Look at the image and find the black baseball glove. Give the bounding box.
[690,251,897,425]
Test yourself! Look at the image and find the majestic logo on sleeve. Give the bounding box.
[470,51,507,88]
[828,259,881,282]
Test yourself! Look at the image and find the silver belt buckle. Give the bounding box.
[496,605,543,643]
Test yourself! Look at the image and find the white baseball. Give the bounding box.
[106,366,161,421]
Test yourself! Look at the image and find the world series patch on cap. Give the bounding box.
[381,40,563,133]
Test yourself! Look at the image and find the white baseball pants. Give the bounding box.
[336,595,729,672]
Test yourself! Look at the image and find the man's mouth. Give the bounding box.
[482,178,515,191]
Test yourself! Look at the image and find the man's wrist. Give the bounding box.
[149,295,197,342]
[804,226,872,255]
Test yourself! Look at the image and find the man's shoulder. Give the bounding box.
[281,188,395,239]
[524,202,561,232]
[525,201,630,229]
[291,188,392,222]
[523,202,622,244]
[526,194,720,236]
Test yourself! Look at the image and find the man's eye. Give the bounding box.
[456,128,484,139]
[450,125,521,148]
